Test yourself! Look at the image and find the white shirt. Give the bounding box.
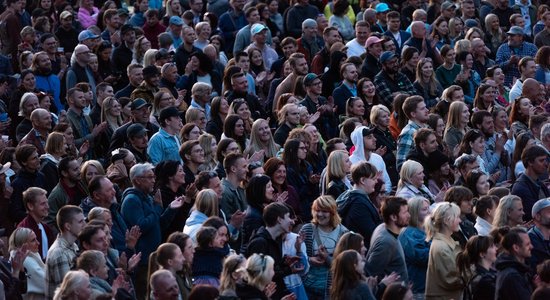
[345,39,366,58]
[475,216,493,236]
[509,79,523,103]
[38,223,49,259]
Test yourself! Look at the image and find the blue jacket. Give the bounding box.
[332,83,354,116]
[398,226,431,294]
[511,173,550,221]
[147,128,182,165]
[336,189,382,246]
[527,226,550,272]
[35,73,63,112]
[80,197,128,253]
[535,65,548,84]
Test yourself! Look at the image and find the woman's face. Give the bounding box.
[482,87,494,103]
[85,165,99,183]
[199,24,211,40]
[454,19,464,34]
[297,142,307,160]
[464,54,474,69]
[41,0,51,9]
[197,112,207,130]
[410,168,425,188]
[469,31,481,39]
[171,165,186,186]
[444,49,456,64]
[494,110,508,130]
[100,47,112,61]
[435,118,445,137]
[109,100,121,117]
[418,200,430,224]
[304,126,320,145]
[212,226,228,248]
[234,119,245,136]
[355,253,366,275]
[76,277,92,300]
[187,126,201,141]
[27,231,40,253]
[251,50,263,67]
[484,244,498,264]
[272,164,286,186]
[351,99,365,116]
[268,0,279,12]
[476,174,490,196]
[170,0,182,14]
[260,6,270,19]
[183,238,195,262]
[89,56,98,72]
[265,180,274,201]
[237,103,251,119]
[437,21,449,36]
[22,73,36,91]
[210,138,218,155]
[377,110,390,127]
[210,38,221,50]
[190,56,200,71]
[314,208,331,226]
[140,38,151,52]
[470,136,485,154]
[519,98,534,117]
[362,80,375,97]
[461,106,470,125]
[95,257,109,280]
[343,154,351,174]
[23,55,33,69]
[159,93,175,109]
[39,96,51,110]
[491,17,500,30]
[408,52,420,68]
[220,98,230,115]
[439,162,450,176]
[283,62,292,76]
[421,61,433,78]
[64,127,75,145]
[459,198,474,215]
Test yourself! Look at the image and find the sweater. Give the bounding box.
[366,224,408,282]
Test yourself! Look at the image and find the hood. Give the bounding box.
[515,0,531,7]
[121,187,147,200]
[40,153,59,165]
[495,253,531,273]
[337,189,368,215]
[349,126,367,164]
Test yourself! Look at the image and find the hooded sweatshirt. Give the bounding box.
[494,253,533,300]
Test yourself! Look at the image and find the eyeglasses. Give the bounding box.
[298,146,308,151]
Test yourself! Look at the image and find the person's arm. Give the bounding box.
[8,181,27,223]
[366,234,394,278]
[398,231,430,267]
[433,247,463,290]
[121,195,163,231]
[146,136,162,165]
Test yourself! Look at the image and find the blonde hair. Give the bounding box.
[398,160,424,190]
[493,195,522,228]
[277,103,298,125]
[8,227,33,252]
[242,254,275,290]
[424,202,460,241]
[53,270,90,300]
[370,104,390,125]
[245,118,280,159]
[454,39,472,56]
[45,132,66,156]
[446,101,467,130]
[311,195,341,228]
[76,250,105,274]
[88,207,111,223]
[80,160,105,184]
[185,107,206,129]
[198,133,217,171]
[219,254,246,293]
[326,150,349,185]
[143,49,158,67]
[408,196,430,228]
[194,189,219,217]
[101,97,123,131]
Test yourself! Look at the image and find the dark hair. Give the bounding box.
[444,186,474,206]
[264,157,287,191]
[333,231,364,258]
[501,227,528,253]
[154,160,182,188]
[459,129,485,154]
[196,226,217,249]
[78,224,105,248]
[512,132,534,178]
[456,235,495,278]
[475,195,499,219]
[535,46,550,69]
[88,175,107,198]
[246,174,272,211]
[464,169,488,198]
[402,95,424,119]
[351,161,377,184]
[537,260,550,283]
[263,202,290,227]
[381,197,408,224]
[223,152,244,174]
[188,284,220,300]
[282,139,303,171]
[223,114,246,151]
[471,110,492,129]
[522,145,548,169]
[195,171,219,191]
[382,282,411,300]
[179,140,200,163]
[333,0,349,16]
[216,138,237,162]
[413,128,435,145]
[58,156,77,179]
[190,51,213,73]
[15,144,37,166]
[325,138,345,155]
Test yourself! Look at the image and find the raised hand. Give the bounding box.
[264,282,277,298]
[125,226,142,250]
[274,191,289,203]
[127,252,142,272]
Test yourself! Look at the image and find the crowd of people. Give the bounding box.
[0,0,550,299]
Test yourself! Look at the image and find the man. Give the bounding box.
[454,153,480,186]
[491,0,515,30]
[131,65,160,103]
[109,98,159,152]
[100,9,121,44]
[47,157,87,227]
[534,12,550,47]
[524,79,546,107]
[17,187,55,260]
[366,197,409,282]
[179,140,205,186]
[402,21,442,64]
[349,126,392,194]
[174,26,200,75]
[247,202,296,299]
[472,38,495,78]
[66,45,96,92]
[147,107,183,165]
[337,161,383,245]
[345,21,370,58]
[300,73,337,139]
[333,63,358,116]
[528,198,550,271]
[384,12,411,54]
[245,23,278,70]
[513,0,536,37]
[512,145,550,221]
[219,0,247,54]
[360,35,384,80]
[9,145,46,223]
[76,30,100,51]
[90,82,114,126]
[204,44,226,77]
[541,123,550,153]
[121,163,182,298]
[460,0,478,21]
[0,0,23,67]
[39,33,64,78]
[405,128,439,170]
[396,96,429,170]
[495,227,534,300]
[273,103,300,146]
[234,7,272,56]
[190,82,212,120]
[273,53,308,110]
[45,205,85,298]
[19,108,51,155]
[150,269,180,300]
[226,72,266,119]
[297,19,324,63]
[54,11,78,54]
[32,51,62,113]
[372,2,390,33]
[471,110,508,183]
[125,123,150,163]
[496,26,538,87]
[509,56,537,102]
[286,0,320,38]
[167,16,184,49]
[187,0,204,25]
[220,153,248,218]
[374,51,416,108]
[481,0,497,22]
[142,9,166,49]
[66,88,107,151]
[159,63,178,100]
[112,24,136,89]
[311,26,341,74]
[115,64,143,99]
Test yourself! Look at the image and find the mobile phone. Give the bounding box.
[57,47,64,54]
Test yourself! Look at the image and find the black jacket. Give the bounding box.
[109,121,159,154]
[468,264,497,300]
[337,189,382,246]
[494,254,533,300]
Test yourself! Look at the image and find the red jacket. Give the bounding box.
[18,215,56,260]
[142,22,166,49]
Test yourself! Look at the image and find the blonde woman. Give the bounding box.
[9,227,45,300]
[185,107,207,133]
[244,118,280,162]
[444,101,470,158]
[492,195,525,228]
[395,160,436,203]
[183,189,220,243]
[143,49,159,68]
[198,133,218,172]
[41,132,66,191]
[219,254,246,298]
[98,97,123,158]
[324,150,352,200]
[236,254,284,299]
[484,14,506,58]
[424,202,464,300]
[53,270,92,300]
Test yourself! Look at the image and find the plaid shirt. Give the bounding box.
[495,41,538,87]
[45,235,79,299]
[373,70,416,108]
[396,120,426,171]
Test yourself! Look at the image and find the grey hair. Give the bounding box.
[129,162,155,182]
[541,122,550,140]
[19,92,38,116]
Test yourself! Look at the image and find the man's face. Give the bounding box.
[394,205,410,228]
[183,28,197,44]
[363,133,377,151]
[308,78,322,96]
[522,61,537,78]
[129,67,144,86]
[145,73,160,87]
[343,65,358,83]
[286,105,301,125]
[163,66,178,83]
[387,17,400,32]
[420,133,438,154]
[67,212,86,237]
[303,25,317,39]
[64,160,81,183]
[383,57,399,74]
[190,0,203,13]
[146,14,159,27]
[480,116,495,135]
[23,151,40,172]
[123,30,136,44]
[232,75,248,92]
[233,157,248,181]
[515,233,533,259]
[253,30,267,45]
[132,105,151,123]
[411,101,429,123]
[509,34,523,47]
[28,194,49,219]
[154,275,180,300]
[189,144,205,164]
[462,2,475,18]
[278,213,295,233]
[529,155,549,175]
[136,169,155,193]
[236,56,250,73]
[293,58,308,75]
[535,207,550,229]
[37,54,52,72]
[165,116,183,133]
[207,176,223,198]
[86,229,109,254]
[108,15,121,29]
[355,25,370,43]
[42,37,57,53]
[36,111,52,131]
[515,16,525,28]
[473,41,487,57]
[282,43,297,58]
[325,29,341,46]
[130,134,149,150]
[70,91,86,109]
[96,178,116,205]
[61,16,73,29]
[247,10,260,24]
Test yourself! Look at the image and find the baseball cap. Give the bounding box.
[362,126,375,136]
[130,98,152,110]
[532,198,550,217]
[155,48,174,60]
[375,3,390,13]
[441,1,457,10]
[78,30,99,42]
[365,36,383,48]
[120,24,136,35]
[159,107,182,125]
[507,26,524,35]
[302,18,317,30]
[379,51,397,64]
[251,23,268,36]
[464,19,479,28]
[60,11,72,20]
[303,73,321,86]
[169,16,184,26]
[142,65,160,78]
[117,8,129,17]
[127,123,148,139]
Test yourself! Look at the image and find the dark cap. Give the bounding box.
[379,51,397,64]
[120,24,135,35]
[130,98,152,110]
[117,8,129,16]
[127,123,148,139]
[426,150,450,173]
[362,126,375,136]
[159,107,182,125]
[303,73,321,86]
[155,48,174,60]
[142,65,160,78]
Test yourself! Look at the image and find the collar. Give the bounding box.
[159,127,177,138]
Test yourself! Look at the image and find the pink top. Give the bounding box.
[77,7,99,29]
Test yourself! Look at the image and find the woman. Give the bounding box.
[53,270,92,300]
[484,14,506,60]
[401,47,420,83]
[357,77,379,121]
[236,254,276,300]
[535,46,550,85]
[77,0,99,29]
[263,157,302,222]
[106,148,135,192]
[9,70,37,140]
[183,189,221,242]
[192,224,230,288]
[97,97,122,158]
[95,1,116,30]
[77,250,129,300]
[427,113,449,154]
[371,104,398,186]
[150,89,176,127]
[333,232,367,259]
[444,101,470,157]
[198,133,218,172]
[465,169,491,198]
[329,0,354,42]
[435,45,461,89]
[95,41,117,85]
[300,196,349,300]
[486,66,510,105]
[432,16,452,50]
[210,35,229,66]
[283,139,319,222]
[240,174,275,253]
[214,138,240,179]
[449,17,465,41]
[177,51,223,102]
[219,254,246,299]
[426,150,452,203]
[444,186,478,248]
[163,0,182,25]
[456,51,481,104]
[331,250,375,300]
[166,232,195,300]
[40,132,66,192]
[180,123,201,144]
[398,197,431,298]
[474,195,499,236]
[206,96,229,141]
[118,97,132,124]
[491,106,515,159]
[244,118,280,162]
[473,84,497,112]
[459,129,494,176]
[456,235,498,300]
[382,283,414,300]
[186,107,207,133]
[303,124,328,175]
[396,160,437,203]
[15,92,40,142]
[194,22,212,50]
[321,51,347,97]
[132,36,152,65]
[510,97,535,137]
[325,150,352,200]
[228,99,253,137]
[9,227,45,300]
[424,202,463,299]
[147,243,186,299]
[248,48,270,103]
[80,160,105,188]
[143,49,158,67]
[414,58,443,109]
[346,97,367,124]
[223,114,249,152]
